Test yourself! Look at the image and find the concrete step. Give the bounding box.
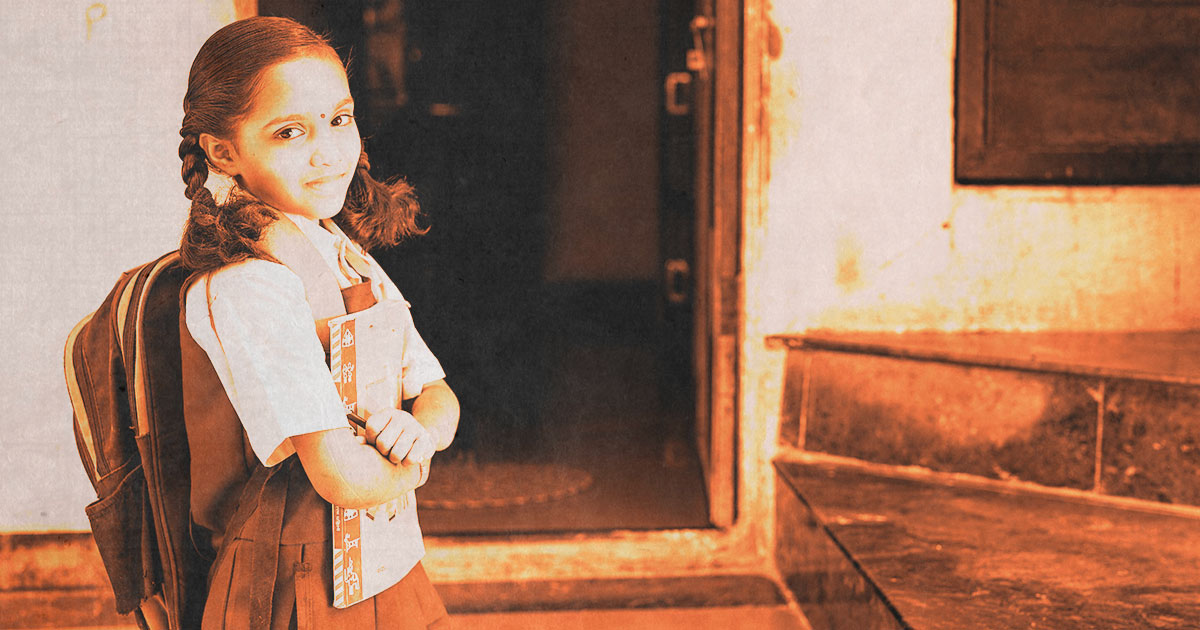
[2,532,802,629]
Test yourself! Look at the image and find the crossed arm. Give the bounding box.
[291,379,460,509]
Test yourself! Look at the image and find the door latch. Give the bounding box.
[665,72,693,116]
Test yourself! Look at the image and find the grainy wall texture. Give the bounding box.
[757,2,1200,334]
[1,2,237,532]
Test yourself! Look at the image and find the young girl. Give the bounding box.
[176,16,458,629]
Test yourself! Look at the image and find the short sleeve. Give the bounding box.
[184,260,349,466]
[361,252,446,399]
[399,306,446,399]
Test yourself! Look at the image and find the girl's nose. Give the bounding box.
[310,143,333,167]
[310,131,343,167]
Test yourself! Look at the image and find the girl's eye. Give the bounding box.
[331,113,355,127]
[276,127,304,140]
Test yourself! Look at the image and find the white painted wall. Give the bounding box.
[758,2,1200,334]
[0,1,235,532]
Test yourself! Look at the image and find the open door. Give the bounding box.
[663,0,740,528]
[259,0,731,533]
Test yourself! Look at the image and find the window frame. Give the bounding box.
[955,0,1200,185]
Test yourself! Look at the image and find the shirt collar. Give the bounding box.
[279,212,339,252]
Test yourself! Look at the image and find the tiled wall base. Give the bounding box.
[1099,379,1200,504]
[780,350,1200,506]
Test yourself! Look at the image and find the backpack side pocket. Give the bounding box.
[84,459,153,615]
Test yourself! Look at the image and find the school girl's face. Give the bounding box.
[228,54,360,220]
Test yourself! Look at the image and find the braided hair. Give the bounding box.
[178,16,424,273]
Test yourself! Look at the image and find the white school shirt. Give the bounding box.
[184,212,446,466]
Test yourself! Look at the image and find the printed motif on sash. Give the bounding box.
[330,318,362,606]
[328,306,425,608]
[331,505,364,606]
[331,319,358,416]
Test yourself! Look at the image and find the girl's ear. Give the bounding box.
[198,133,240,177]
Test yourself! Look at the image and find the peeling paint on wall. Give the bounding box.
[834,234,863,291]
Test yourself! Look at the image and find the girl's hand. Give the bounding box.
[360,408,436,466]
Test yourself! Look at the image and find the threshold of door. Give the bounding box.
[440,573,786,613]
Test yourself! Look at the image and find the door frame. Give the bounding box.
[703,0,744,528]
[423,0,772,582]
[661,0,741,530]
[237,0,772,578]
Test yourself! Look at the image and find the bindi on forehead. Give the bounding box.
[246,57,351,131]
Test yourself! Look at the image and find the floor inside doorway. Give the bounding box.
[416,286,712,535]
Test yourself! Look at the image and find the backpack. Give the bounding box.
[64,251,209,629]
[65,220,372,629]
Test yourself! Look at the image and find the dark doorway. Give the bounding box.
[258,0,711,533]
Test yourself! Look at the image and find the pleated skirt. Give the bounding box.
[201,538,450,630]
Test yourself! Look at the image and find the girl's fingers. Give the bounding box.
[405,433,436,465]
[395,436,433,466]
[387,429,418,465]
[375,421,404,458]
[362,409,395,445]
[364,409,432,465]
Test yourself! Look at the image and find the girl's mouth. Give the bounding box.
[306,172,348,190]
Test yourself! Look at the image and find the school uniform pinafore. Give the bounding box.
[180,215,450,630]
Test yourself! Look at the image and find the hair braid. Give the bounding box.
[178,132,210,203]
[333,147,426,250]
[177,130,278,271]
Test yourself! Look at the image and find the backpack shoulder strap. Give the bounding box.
[126,251,212,629]
[64,311,99,483]
[127,252,182,436]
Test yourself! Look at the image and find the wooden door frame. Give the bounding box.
[702,0,743,528]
